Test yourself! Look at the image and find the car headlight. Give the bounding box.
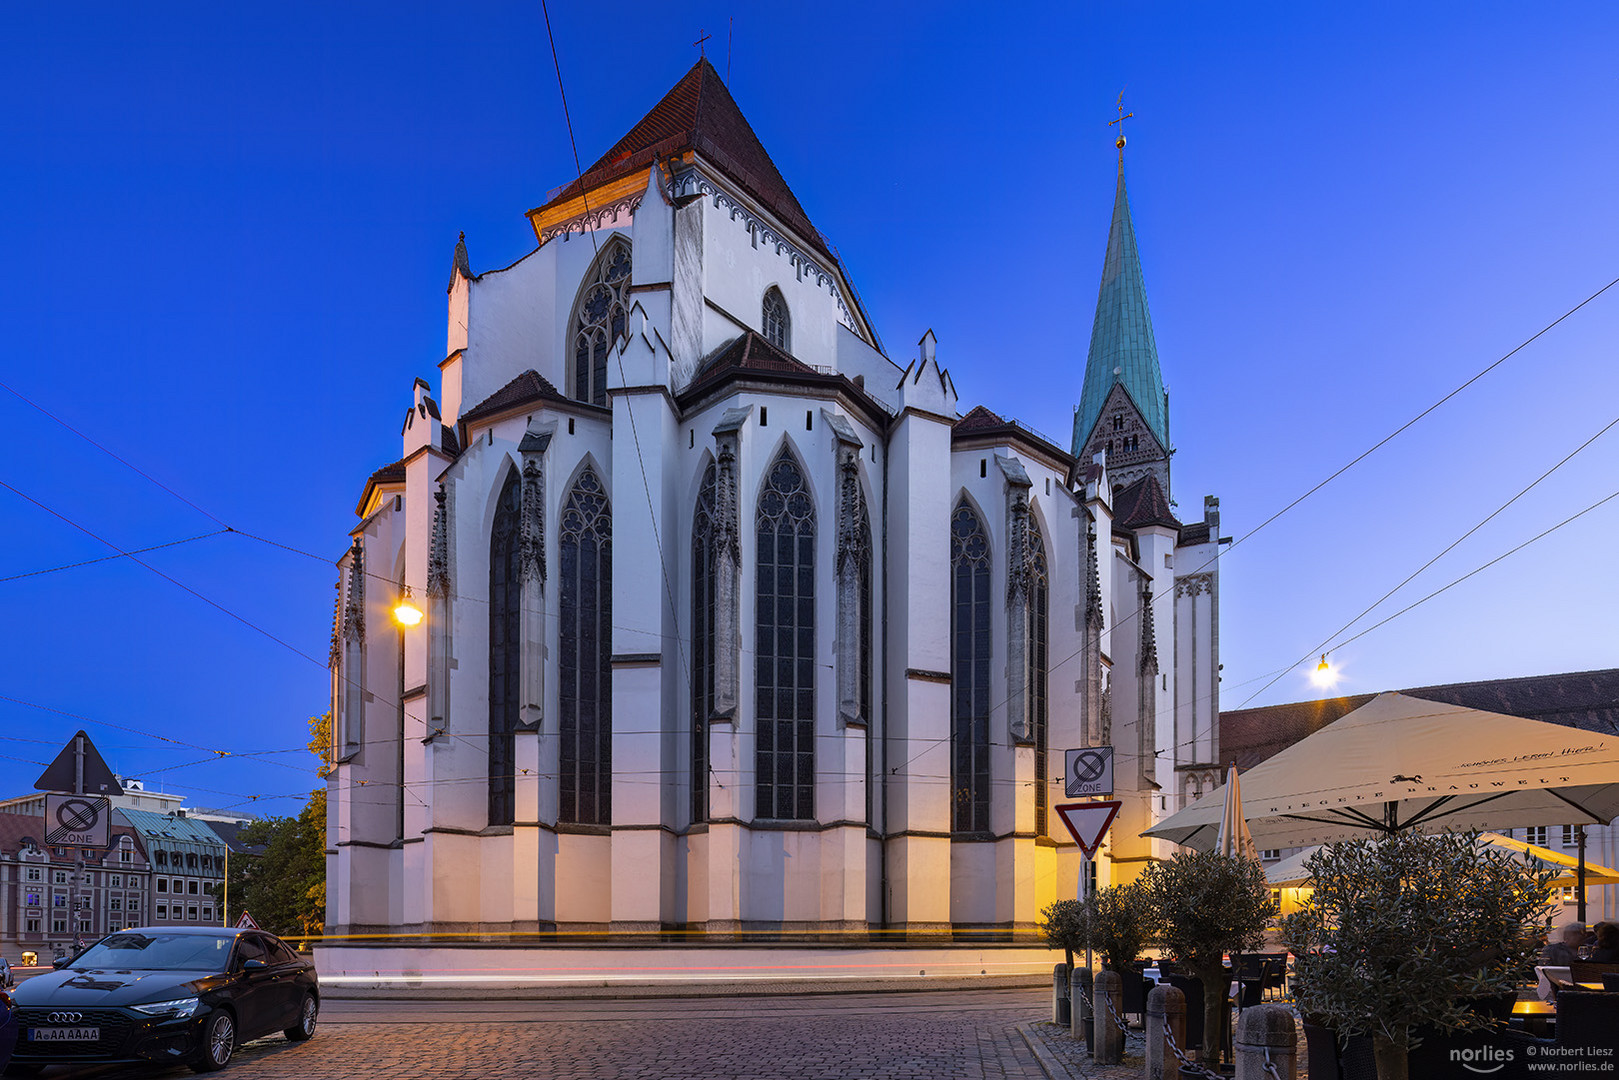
[131,996,201,1018]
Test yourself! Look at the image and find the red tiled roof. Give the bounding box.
[537,59,829,260]
[1221,668,1619,771]
[690,330,815,387]
[1114,474,1180,531]
[952,405,1006,434]
[458,370,572,428]
[354,458,407,518]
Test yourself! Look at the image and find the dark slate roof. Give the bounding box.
[1179,520,1212,545]
[354,458,407,517]
[953,405,1006,434]
[458,370,572,428]
[1114,474,1180,531]
[202,819,264,857]
[440,425,460,457]
[1221,668,1619,771]
[535,60,829,261]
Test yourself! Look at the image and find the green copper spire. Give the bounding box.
[1072,165,1168,456]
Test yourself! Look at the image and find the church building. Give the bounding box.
[325,60,1223,939]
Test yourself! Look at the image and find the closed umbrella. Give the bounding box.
[1215,765,1259,861]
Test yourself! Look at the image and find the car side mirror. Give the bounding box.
[242,959,267,971]
[52,957,72,969]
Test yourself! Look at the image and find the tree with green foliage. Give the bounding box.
[213,712,329,939]
[1039,898,1089,972]
[1281,830,1555,1080]
[1087,882,1153,973]
[1141,850,1274,1064]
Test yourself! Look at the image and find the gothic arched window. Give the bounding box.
[951,499,991,835]
[691,463,718,824]
[571,238,632,407]
[1029,516,1050,837]
[488,468,522,826]
[761,287,790,352]
[756,448,815,820]
[560,467,612,824]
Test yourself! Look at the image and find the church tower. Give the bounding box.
[1071,145,1171,497]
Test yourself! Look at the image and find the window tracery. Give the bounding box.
[762,287,790,352]
[571,238,632,406]
[560,467,613,824]
[951,500,992,835]
[755,449,815,820]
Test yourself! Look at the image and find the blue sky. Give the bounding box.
[2,2,1616,814]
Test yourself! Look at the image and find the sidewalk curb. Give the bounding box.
[1017,1022,1072,1080]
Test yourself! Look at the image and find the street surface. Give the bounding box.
[7,987,1050,1079]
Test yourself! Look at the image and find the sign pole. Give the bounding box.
[1082,853,1094,975]
[75,732,85,796]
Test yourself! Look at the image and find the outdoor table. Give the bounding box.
[1513,999,1556,1037]
[1537,966,1571,1001]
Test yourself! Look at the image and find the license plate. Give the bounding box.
[30,1027,100,1042]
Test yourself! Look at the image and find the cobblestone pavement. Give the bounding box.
[1020,1013,1310,1080]
[19,988,1051,1080]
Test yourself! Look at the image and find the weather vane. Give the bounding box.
[1109,90,1134,161]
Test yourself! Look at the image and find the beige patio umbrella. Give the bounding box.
[1264,831,1619,888]
[1144,692,1619,850]
[1215,765,1260,860]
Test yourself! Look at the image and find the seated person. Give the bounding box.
[1542,924,1586,966]
[1589,922,1619,963]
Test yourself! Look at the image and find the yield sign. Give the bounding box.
[1055,800,1122,857]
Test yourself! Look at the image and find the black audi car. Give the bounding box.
[5,926,317,1074]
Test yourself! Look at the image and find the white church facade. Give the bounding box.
[325,60,1224,939]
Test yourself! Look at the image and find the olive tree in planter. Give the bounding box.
[1141,850,1275,1064]
[1039,898,1090,972]
[1088,882,1154,973]
[1281,830,1555,1080]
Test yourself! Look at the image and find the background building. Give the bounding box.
[0,814,148,963]
[117,808,230,931]
[1222,668,1619,925]
[325,60,1224,939]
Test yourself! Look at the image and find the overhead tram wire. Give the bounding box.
[915,271,1619,757]
[0,530,230,583]
[1230,414,1612,709]
[537,0,692,698]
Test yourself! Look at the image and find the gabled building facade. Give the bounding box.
[326,60,1224,938]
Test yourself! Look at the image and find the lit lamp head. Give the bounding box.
[393,585,423,627]
[1311,654,1335,688]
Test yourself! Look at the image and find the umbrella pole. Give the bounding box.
[1576,825,1587,924]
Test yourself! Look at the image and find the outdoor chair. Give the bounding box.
[1569,960,1619,986]
[1119,967,1150,1025]
[1301,1021,1377,1080]
[1164,973,1233,1059]
[1555,991,1619,1053]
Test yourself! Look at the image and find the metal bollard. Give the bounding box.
[1070,966,1093,1045]
[1094,969,1124,1065]
[1053,963,1070,1026]
[1234,1003,1297,1080]
[1146,982,1186,1080]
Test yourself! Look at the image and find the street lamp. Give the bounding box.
[1311,655,1336,688]
[393,585,423,627]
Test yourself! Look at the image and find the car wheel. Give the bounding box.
[190,1009,236,1073]
[284,993,318,1041]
